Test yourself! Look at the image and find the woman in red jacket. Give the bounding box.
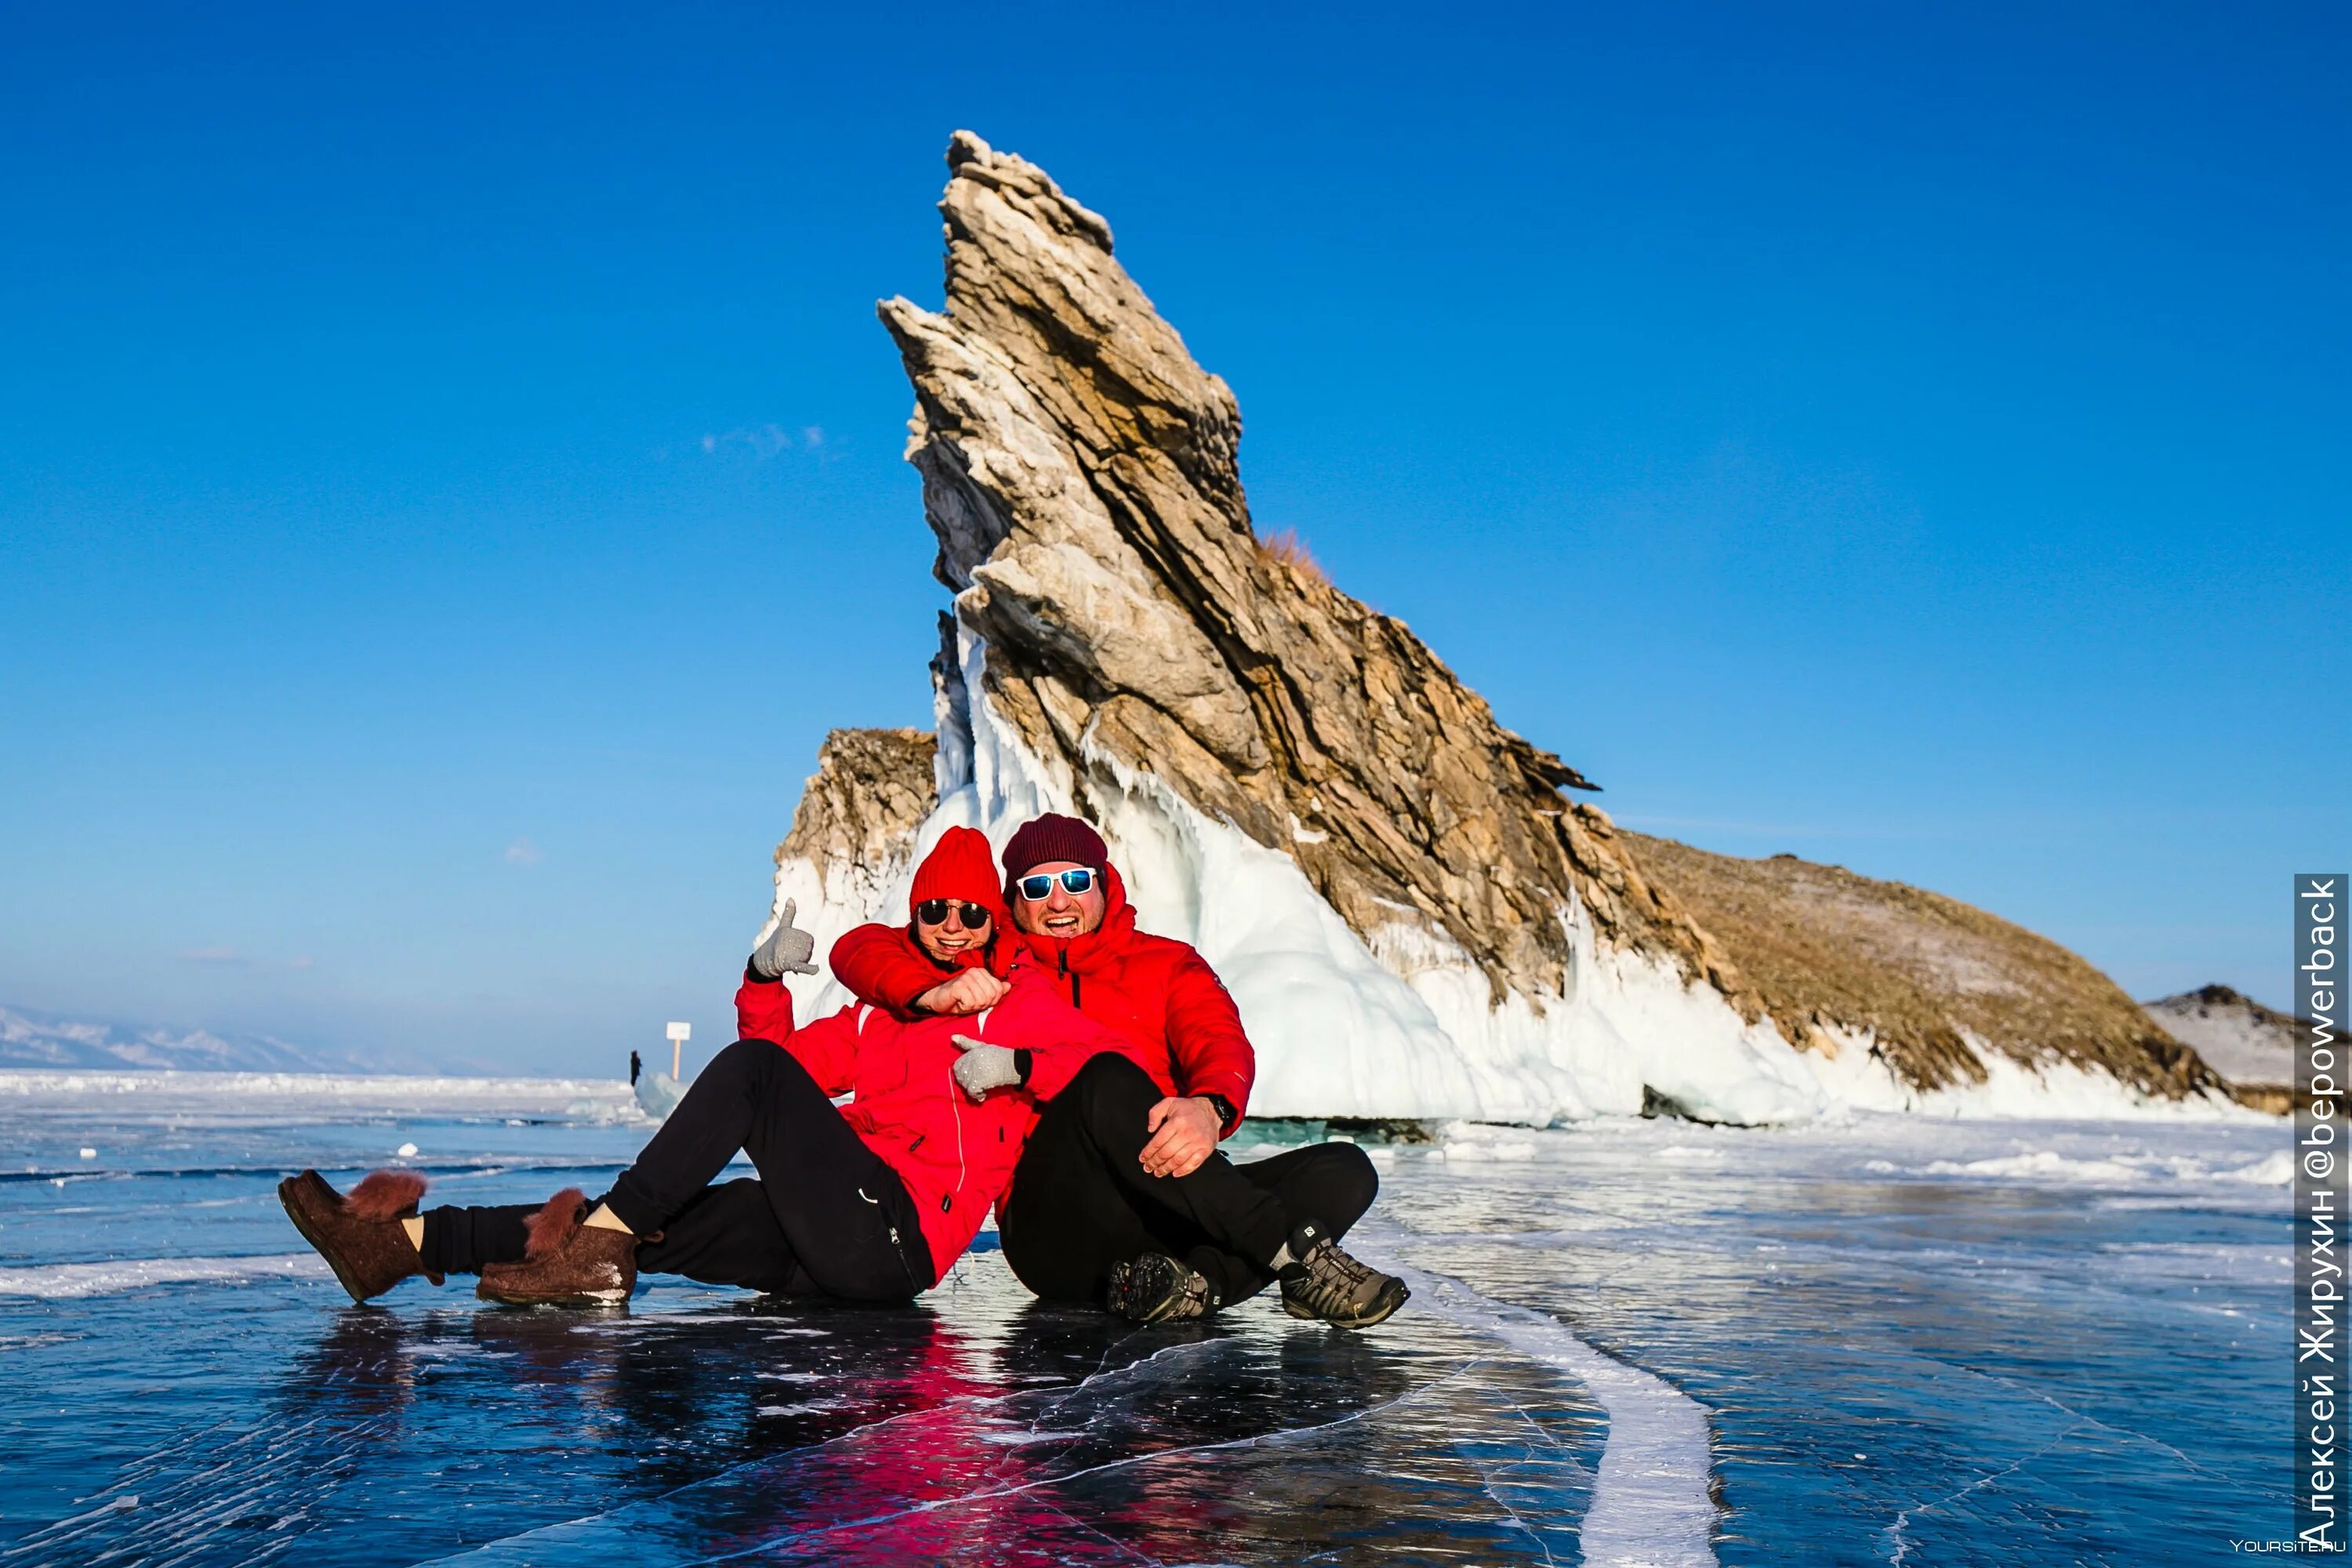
[277,828,1142,1307]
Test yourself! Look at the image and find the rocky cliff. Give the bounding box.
[762,132,2231,1123]
[876,131,1748,1017]
[762,728,938,944]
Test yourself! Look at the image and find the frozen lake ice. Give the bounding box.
[0,1072,2288,1565]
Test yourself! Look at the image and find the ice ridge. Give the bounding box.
[1385,1260,1719,1568]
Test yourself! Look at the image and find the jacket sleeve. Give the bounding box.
[829,922,945,1016]
[778,1007,861,1098]
[1161,948,1257,1133]
[735,966,796,1044]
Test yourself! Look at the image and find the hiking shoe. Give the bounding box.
[476,1189,637,1307]
[279,1168,440,1304]
[1277,1220,1407,1329]
[1105,1251,1218,1323]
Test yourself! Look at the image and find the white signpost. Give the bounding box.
[666,1020,691,1081]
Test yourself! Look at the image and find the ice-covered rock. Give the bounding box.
[2142,984,2299,1110]
[760,131,2227,1125]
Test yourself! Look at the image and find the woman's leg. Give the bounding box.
[637,1178,811,1294]
[417,1201,535,1278]
[596,1039,930,1301]
[294,1043,909,1305]
[416,1041,824,1283]
[599,1038,826,1236]
[412,1179,809,1294]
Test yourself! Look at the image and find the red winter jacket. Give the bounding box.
[828,862,1257,1132]
[734,961,1142,1283]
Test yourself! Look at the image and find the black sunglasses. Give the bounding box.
[915,899,993,931]
[1015,867,1097,902]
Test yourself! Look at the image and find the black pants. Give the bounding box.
[419,1039,932,1301]
[998,1054,1381,1308]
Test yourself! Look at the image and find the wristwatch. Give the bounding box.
[1200,1092,1238,1136]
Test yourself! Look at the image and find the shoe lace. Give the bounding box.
[1287,1238,1381,1314]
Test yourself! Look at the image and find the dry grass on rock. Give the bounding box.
[1620,832,2222,1098]
[1254,528,1328,584]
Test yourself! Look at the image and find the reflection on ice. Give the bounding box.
[410,1301,1602,1567]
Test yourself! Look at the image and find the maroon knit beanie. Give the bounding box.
[1000,813,1109,880]
[909,826,1009,927]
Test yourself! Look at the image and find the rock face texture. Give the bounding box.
[877,130,1751,1019]
[771,728,938,921]
[1621,834,2222,1098]
[764,132,2230,1119]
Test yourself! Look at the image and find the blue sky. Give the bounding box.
[2,2,2343,1071]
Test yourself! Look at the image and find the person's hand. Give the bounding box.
[915,967,1010,1015]
[749,899,819,982]
[1140,1096,1222,1178]
[950,1034,1024,1102]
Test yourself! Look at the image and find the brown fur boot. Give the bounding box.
[279,1168,441,1304]
[474,1189,637,1307]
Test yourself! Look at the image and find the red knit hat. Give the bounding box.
[909,826,1008,927]
[1000,813,1109,880]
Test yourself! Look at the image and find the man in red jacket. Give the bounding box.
[829,813,1406,1328]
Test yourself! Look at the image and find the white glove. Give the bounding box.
[951,1033,1025,1102]
[750,898,818,982]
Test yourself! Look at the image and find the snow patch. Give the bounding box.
[0,1254,330,1299]
[1864,1145,2292,1186]
[1434,1126,1540,1162]
[2221,1149,2296,1185]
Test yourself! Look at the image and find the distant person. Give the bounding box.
[629,1049,641,1087]
[830,813,1406,1327]
[278,829,1142,1306]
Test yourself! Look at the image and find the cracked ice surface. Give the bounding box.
[0,1073,2289,1565]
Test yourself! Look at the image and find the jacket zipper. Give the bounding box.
[860,1185,924,1291]
[947,1053,967,1212]
[1058,945,1080,1007]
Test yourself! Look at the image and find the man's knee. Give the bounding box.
[1069,1051,1160,1120]
[1318,1142,1381,1228]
